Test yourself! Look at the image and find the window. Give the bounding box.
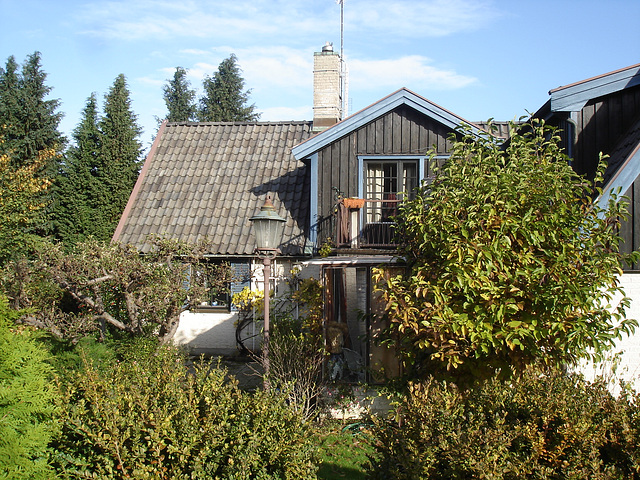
[191,261,251,311]
[364,160,418,223]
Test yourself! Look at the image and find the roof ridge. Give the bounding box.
[166,120,312,127]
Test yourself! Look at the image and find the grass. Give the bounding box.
[314,421,375,480]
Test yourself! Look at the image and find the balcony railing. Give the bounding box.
[336,198,400,249]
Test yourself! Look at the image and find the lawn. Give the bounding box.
[315,421,375,480]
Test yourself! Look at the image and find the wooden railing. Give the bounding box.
[336,198,400,249]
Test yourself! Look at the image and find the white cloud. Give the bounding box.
[74,0,333,42]
[258,105,311,122]
[349,56,477,91]
[347,0,500,37]
[74,0,497,43]
[228,47,313,90]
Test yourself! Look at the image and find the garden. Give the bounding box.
[4,121,640,478]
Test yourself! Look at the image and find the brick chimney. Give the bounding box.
[313,42,342,132]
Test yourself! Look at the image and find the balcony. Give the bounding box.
[336,197,399,249]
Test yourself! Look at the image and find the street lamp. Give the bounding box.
[249,195,286,390]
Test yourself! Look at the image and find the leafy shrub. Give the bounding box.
[267,316,325,422]
[367,368,640,479]
[53,342,318,479]
[0,294,60,479]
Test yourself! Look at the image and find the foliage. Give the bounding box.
[374,120,638,382]
[0,52,64,173]
[198,54,260,122]
[52,342,318,479]
[268,275,325,417]
[0,140,54,264]
[0,52,64,240]
[2,237,231,344]
[163,66,197,122]
[0,294,60,479]
[268,316,326,421]
[232,285,265,315]
[367,367,640,479]
[52,75,143,245]
[50,93,104,245]
[95,74,143,241]
[236,272,325,419]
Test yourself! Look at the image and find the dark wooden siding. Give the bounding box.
[315,105,460,245]
[556,84,640,270]
[565,85,640,178]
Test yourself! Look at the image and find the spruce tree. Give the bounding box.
[0,56,21,149]
[97,74,143,241]
[52,94,103,245]
[0,52,64,172]
[163,67,196,122]
[198,54,259,122]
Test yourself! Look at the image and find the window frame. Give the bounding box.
[191,260,252,313]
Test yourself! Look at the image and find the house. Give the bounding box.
[530,63,640,388]
[112,44,502,382]
[114,42,640,385]
[290,87,506,380]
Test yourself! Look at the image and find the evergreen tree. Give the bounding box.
[198,54,259,122]
[51,94,103,245]
[0,52,64,173]
[97,74,143,241]
[0,294,60,479]
[163,67,196,122]
[0,56,21,146]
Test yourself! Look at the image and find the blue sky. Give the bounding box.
[2,0,639,149]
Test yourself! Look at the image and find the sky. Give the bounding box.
[1,0,639,150]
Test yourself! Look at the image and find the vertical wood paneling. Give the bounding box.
[314,105,481,235]
[375,117,384,154]
[595,101,608,167]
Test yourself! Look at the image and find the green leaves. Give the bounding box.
[54,344,317,479]
[376,119,637,382]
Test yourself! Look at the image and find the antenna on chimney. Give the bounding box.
[338,0,348,118]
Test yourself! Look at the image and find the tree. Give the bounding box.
[374,120,638,382]
[198,54,259,122]
[163,67,197,122]
[0,52,64,173]
[51,94,104,245]
[2,238,231,345]
[96,74,143,241]
[0,139,54,264]
[0,294,60,479]
[0,56,21,146]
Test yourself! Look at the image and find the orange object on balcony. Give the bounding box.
[342,197,365,209]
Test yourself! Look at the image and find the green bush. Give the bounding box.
[0,294,60,479]
[367,368,640,479]
[53,342,318,479]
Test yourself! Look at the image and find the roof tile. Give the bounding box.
[115,121,313,255]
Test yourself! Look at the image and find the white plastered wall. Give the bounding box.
[578,273,640,393]
[172,258,319,356]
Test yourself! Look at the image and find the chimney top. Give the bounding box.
[322,42,334,53]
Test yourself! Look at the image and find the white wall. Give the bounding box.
[173,309,239,356]
[172,258,318,356]
[578,273,640,393]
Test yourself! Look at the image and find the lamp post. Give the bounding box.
[249,195,286,391]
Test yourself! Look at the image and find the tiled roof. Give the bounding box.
[113,121,314,256]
